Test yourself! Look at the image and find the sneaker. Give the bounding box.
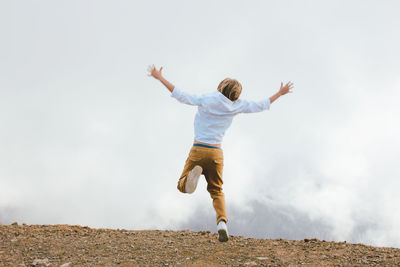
[185,165,203,194]
[217,221,229,242]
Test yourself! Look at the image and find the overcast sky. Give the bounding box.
[1,0,399,248]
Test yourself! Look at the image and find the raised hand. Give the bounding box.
[147,64,163,80]
[279,81,294,95]
[147,64,175,92]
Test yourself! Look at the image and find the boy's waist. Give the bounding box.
[193,140,221,149]
[193,143,221,149]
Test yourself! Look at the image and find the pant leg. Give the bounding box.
[203,149,227,224]
[177,147,204,193]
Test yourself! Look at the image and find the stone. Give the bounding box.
[31,258,50,266]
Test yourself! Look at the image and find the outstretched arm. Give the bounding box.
[147,65,202,106]
[269,82,294,104]
[147,65,174,93]
[239,81,294,113]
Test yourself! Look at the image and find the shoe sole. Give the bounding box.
[185,165,202,194]
[218,229,229,242]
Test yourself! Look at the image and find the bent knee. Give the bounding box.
[177,180,186,193]
[207,187,224,197]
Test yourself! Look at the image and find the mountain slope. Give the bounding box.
[1,224,399,266]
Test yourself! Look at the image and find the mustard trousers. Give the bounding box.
[177,145,227,224]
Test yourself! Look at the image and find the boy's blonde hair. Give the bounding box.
[217,78,242,101]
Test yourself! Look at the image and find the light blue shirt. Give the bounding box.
[171,87,270,145]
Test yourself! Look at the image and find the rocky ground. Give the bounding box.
[1,223,399,266]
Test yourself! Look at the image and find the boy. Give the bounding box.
[147,65,293,242]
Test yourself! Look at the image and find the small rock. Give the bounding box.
[12,222,19,226]
[60,263,71,267]
[256,257,268,260]
[31,258,50,266]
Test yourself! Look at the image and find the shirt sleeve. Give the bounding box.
[170,87,203,106]
[238,98,270,113]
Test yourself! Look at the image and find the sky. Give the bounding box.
[1,0,400,248]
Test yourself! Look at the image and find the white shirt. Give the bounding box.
[171,87,270,145]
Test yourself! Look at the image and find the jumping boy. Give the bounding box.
[147,65,293,242]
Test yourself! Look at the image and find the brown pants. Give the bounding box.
[177,145,227,224]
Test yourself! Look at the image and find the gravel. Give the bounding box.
[1,223,399,266]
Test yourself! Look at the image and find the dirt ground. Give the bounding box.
[1,223,399,266]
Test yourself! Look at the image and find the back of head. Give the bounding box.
[217,78,242,101]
